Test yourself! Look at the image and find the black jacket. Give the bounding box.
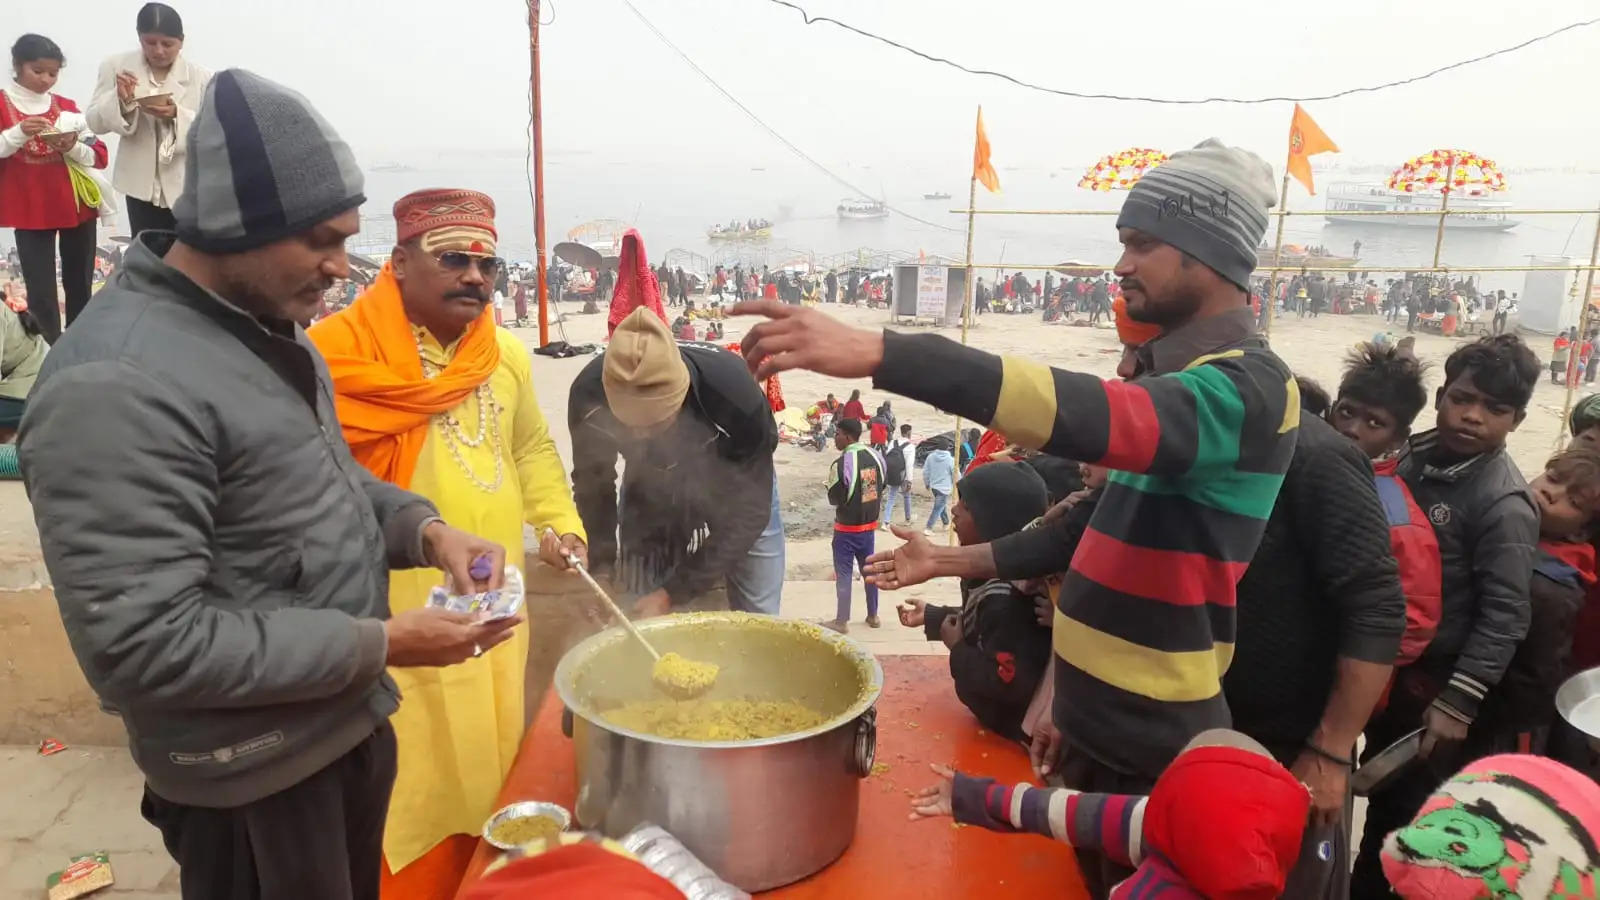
[828,443,883,530]
[569,342,777,603]
[1477,542,1590,738]
[1395,430,1537,720]
[1225,415,1406,750]
[991,488,1099,580]
[923,580,1052,741]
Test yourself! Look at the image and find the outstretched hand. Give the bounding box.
[864,525,940,591]
[908,764,957,820]
[730,300,886,380]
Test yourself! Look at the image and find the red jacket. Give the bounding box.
[1373,458,1442,666]
[0,92,107,231]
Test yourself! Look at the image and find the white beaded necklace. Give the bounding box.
[415,331,504,493]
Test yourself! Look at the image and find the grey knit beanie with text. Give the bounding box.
[1115,138,1277,291]
[173,69,365,253]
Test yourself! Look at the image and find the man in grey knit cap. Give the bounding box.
[19,69,521,899]
[730,138,1301,898]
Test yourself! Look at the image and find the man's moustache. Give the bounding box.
[448,291,489,303]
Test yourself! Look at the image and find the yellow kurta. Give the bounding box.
[384,325,585,871]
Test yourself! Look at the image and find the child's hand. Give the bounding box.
[939,614,963,648]
[897,598,926,628]
[909,764,956,820]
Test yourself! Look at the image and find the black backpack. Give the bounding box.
[883,440,907,485]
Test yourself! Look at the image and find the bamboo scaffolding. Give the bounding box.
[1555,207,1600,450]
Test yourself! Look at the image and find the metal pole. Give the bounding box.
[1556,203,1600,449]
[1262,172,1290,337]
[530,0,551,347]
[1431,154,1458,269]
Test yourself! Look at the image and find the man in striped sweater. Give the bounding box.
[735,138,1296,896]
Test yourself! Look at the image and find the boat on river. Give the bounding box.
[838,198,889,220]
[1324,182,1519,231]
[1257,244,1359,270]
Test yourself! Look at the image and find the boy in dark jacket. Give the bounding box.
[1352,334,1543,896]
[896,462,1051,741]
[826,418,884,632]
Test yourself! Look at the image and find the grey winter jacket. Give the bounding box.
[18,234,438,808]
[1396,430,1537,722]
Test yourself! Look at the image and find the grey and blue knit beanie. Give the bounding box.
[173,69,365,253]
[1115,138,1277,292]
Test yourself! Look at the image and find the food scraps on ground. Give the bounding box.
[46,852,113,900]
[487,814,563,848]
[602,698,827,741]
[650,651,721,699]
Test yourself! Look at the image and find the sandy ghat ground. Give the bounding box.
[519,297,1583,610]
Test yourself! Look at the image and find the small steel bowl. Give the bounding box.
[1558,666,1600,752]
[482,801,572,850]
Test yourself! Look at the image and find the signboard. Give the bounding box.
[916,266,948,318]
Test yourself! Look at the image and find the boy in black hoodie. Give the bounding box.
[896,462,1052,742]
[1351,334,1542,896]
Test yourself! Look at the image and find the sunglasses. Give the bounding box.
[435,251,504,277]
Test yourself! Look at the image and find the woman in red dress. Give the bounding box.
[1,35,108,343]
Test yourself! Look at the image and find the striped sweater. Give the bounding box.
[950,774,1200,899]
[873,308,1298,778]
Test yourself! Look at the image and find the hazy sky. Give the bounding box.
[14,0,1600,180]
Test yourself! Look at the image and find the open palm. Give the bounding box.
[865,525,938,590]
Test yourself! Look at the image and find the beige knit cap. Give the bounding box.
[603,308,690,428]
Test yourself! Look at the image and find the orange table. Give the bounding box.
[453,655,1086,898]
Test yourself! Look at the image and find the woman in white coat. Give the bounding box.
[86,3,210,239]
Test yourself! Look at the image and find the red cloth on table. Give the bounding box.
[459,844,684,900]
[606,229,666,337]
[0,92,106,230]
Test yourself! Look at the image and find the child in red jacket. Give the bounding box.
[1328,343,1443,680]
[1492,447,1600,762]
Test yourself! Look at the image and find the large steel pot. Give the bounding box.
[555,612,883,892]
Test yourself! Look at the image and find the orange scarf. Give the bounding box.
[308,263,500,488]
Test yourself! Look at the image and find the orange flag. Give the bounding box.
[1286,103,1338,195]
[973,107,1000,193]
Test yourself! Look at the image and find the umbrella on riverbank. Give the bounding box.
[1078,147,1167,191]
[1387,149,1507,195]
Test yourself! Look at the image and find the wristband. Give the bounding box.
[1303,741,1354,767]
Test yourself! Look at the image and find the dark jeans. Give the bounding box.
[832,528,878,621]
[141,724,397,900]
[14,218,96,343]
[126,196,177,240]
[1259,740,1352,900]
[1055,746,1154,898]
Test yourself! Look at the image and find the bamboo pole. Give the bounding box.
[1261,173,1291,338]
[1555,204,1600,450]
[1431,155,1460,270]
[529,0,550,346]
[948,108,984,541]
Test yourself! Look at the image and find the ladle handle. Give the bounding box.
[554,536,661,662]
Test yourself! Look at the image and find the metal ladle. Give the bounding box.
[547,530,718,699]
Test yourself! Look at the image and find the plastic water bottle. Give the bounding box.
[621,824,750,900]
